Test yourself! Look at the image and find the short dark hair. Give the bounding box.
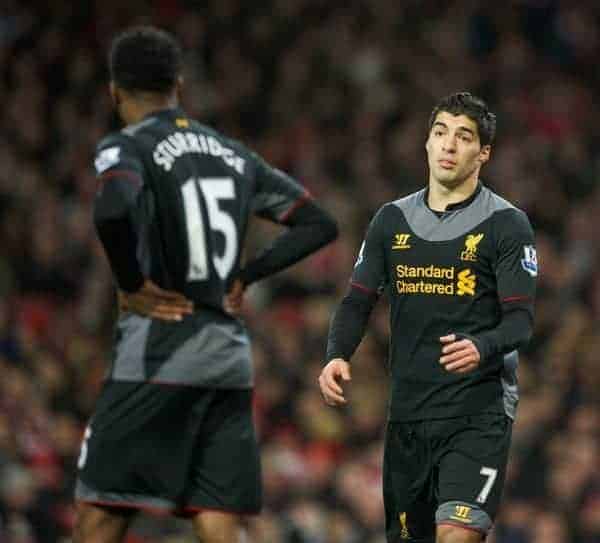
[109,26,182,93]
[429,92,496,146]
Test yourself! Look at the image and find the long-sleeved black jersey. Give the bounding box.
[93,107,337,387]
[327,184,537,421]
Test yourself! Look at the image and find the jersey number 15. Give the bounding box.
[181,177,238,281]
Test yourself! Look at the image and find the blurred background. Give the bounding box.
[0,0,598,542]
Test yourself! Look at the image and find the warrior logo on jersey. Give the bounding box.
[392,233,411,250]
[521,245,538,277]
[460,233,484,262]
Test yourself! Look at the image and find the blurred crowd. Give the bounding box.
[0,0,598,542]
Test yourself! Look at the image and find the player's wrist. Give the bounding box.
[118,270,145,294]
[325,352,350,365]
[455,332,488,363]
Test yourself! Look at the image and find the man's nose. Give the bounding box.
[442,136,456,152]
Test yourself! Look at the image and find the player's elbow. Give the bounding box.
[310,213,338,252]
[516,313,534,349]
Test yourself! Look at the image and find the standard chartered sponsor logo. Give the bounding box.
[396,264,454,279]
[395,265,476,296]
[456,269,476,296]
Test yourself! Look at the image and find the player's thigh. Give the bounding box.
[73,502,134,543]
[76,381,208,509]
[435,414,512,536]
[184,389,262,515]
[436,523,483,543]
[192,509,242,543]
[383,421,436,543]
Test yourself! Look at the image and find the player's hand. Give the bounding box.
[224,279,245,316]
[318,358,351,406]
[119,280,194,322]
[439,334,480,373]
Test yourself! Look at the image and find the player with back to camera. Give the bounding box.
[73,26,338,543]
[319,92,537,543]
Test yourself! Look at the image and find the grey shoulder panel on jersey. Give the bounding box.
[121,116,159,136]
[392,186,516,241]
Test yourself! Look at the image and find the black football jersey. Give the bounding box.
[351,184,537,421]
[94,107,307,310]
[93,108,308,387]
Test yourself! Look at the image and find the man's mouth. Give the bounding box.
[439,159,456,169]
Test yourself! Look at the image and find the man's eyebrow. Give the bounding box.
[456,126,475,135]
[433,121,476,136]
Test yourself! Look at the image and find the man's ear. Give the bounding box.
[479,144,491,165]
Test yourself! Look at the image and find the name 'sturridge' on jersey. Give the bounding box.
[152,130,246,174]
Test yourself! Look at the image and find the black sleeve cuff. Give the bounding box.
[455,308,533,363]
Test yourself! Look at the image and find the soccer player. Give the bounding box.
[74,26,338,543]
[319,92,537,543]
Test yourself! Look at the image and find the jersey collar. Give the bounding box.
[144,106,186,120]
[424,181,483,213]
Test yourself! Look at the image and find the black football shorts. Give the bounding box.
[75,381,261,516]
[383,413,512,542]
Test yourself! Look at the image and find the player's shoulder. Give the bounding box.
[96,130,135,151]
[366,193,422,228]
[390,188,426,212]
[483,187,535,245]
[94,130,145,176]
[484,186,532,228]
[93,131,137,174]
[193,120,252,158]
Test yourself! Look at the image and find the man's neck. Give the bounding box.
[124,96,178,126]
[427,176,479,212]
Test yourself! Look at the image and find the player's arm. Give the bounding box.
[238,157,338,287]
[319,208,387,405]
[93,135,146,293]
[440,209,537,373]
[93,135,192,320]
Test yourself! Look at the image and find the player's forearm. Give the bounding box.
[93,178,144,293]
[239,202,338,285]
[94,217,145,292]
[326,286,377,362]
[459,307,533,363]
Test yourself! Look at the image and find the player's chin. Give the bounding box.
[436,173,461,188]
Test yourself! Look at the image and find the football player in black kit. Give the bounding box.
[73,26,337,543]
[320,92,537,543]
